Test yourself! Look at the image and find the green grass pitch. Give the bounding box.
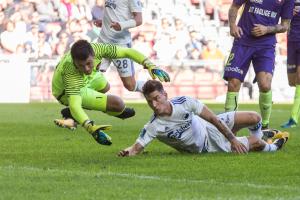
[0,103,299,200]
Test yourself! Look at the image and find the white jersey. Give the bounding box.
[137,96,210,153]
[99,0,142,45]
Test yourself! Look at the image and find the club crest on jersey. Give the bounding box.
[183,113,189,120]
[105,0,116,9]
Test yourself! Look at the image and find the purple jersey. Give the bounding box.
[288,0,300,42]
[233,0,294,47]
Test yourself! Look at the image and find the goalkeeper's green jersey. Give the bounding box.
[52,43,147,125]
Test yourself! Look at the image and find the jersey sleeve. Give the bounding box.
[129,0,143,13]
[68,95,89,125]
[91,43,147,64]
[63,63,84,97]
[62,63,89,125]
[183,96,205,115]
[136,122,157,147]
[280,0,294,19]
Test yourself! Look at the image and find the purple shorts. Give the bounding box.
[223,44,275,82]
[287,41,300,73]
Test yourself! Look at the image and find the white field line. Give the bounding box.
[0,165,299,192]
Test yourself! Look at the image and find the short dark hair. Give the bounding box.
[142,80,164,96]
[71,40,94,61]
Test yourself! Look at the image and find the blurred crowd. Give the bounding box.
[0,0,288,101]
[0,0,288,61]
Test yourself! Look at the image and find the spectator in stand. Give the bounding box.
[0,11,5,33]
[132,33,153,58]
[37,30,52,58]
[173,18,189,50]
[0,20,21,53]
[74,0,93,21]
[35,0,59,22]
[78,17,97,41]
[185,30,204,57]
[91,0,105,20]
[201,40,224,60]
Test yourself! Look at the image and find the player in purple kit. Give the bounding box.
[281,2,300,128]
[224,0,294,129]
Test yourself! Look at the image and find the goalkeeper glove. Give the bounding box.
[83,120,112,134]
[92,130,112,145]
[83,120,112,145]
[142,59,170,82]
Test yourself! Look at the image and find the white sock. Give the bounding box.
[248,121,263,139]
[263,143,278,152]
[134,80,146,92]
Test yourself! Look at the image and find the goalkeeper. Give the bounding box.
[52,40,170,146]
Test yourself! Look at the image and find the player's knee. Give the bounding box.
[258,80,271,92]
[107,95,125,112]
[227,79,241,91]
[123,81,136,91]
[249,112,261,124]
[99,83,110,93]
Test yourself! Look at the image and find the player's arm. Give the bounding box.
[251,19,291,37]
[118,142,144,157]
[118,124,155,157]
[228,2,244,38]
[198,106,248,154]
[111,12,143,31]
[92,43,170,82]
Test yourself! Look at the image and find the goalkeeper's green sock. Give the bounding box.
[259,91,272,127]
[106,107,135,119]
[225,92,239,112]
[290,85,300,123]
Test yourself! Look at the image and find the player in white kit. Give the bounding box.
[94,0,164,92]
[118,80,289,156]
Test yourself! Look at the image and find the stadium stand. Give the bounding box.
[0,0,291,102]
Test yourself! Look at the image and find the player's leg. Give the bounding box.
[231,111,263,139]
[253,47,275,129]
[247,132,289,152]
[223,44,253,111]
[281,42,300,128]
[80,88,135,119]
[54,72,111,129]
[112,42,145,92]
[87,71,110,93]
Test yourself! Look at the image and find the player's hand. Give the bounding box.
[230,24,243,38]
[83,120,112,134]
[118,149,130,157]
[230,138,248,154]
[110,21,121,31]
[93,20,102,28]
[251,24,268,37]
[142,59,170,82]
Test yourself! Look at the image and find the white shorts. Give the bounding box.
[98,39,135,77]
[203,112,249,153]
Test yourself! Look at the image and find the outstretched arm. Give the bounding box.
[199,106,248,154]
[118,142,144,157]
[92,43,170,82]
